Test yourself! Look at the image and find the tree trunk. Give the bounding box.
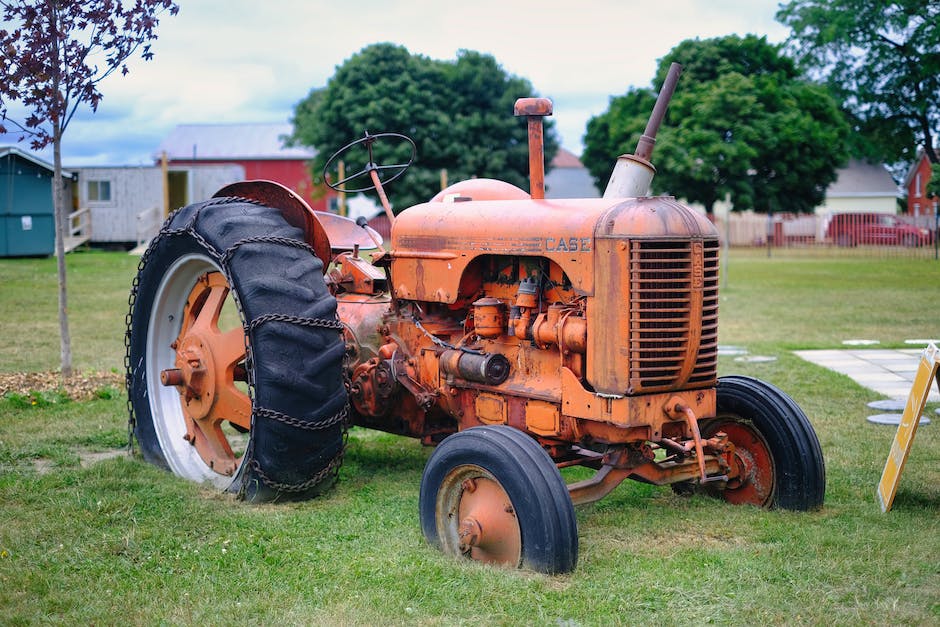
[52,127,73,380]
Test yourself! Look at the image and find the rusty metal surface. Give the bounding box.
[429,178,530,202]
[703,419,775,506]
[314,211,384,251]
[634,62,682,162]
[213,180,331,265]
[513,97,553,200]
[456,476,522,565]
[161,271,249,477]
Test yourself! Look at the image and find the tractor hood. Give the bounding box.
[390,190,717,303]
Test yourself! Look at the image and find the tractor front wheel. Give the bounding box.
[127,198,348,502]
[419,425,578,574]
[704,375,825,510]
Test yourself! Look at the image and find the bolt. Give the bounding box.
[457,518,481,553]
[161,368,184,386]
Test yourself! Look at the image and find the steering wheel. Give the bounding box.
[323,131,416,193]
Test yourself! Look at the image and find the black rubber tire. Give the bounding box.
[127,197,348,502]
[419,425,578,574]
[708,375,825,510]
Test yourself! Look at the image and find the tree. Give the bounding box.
[0,0,178,378]
[291,43,558,211]
[582,35,849,215]
[777,0,940,165]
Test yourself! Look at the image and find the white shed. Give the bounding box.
[72,164,244,245]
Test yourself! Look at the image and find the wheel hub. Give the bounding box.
[165,334,217,419]
[454,476,521,566]
[712,421,774,506]
[157,271,250,477]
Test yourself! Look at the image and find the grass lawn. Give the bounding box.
[1,249,938,624]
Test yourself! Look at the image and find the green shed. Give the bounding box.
[0,146,73,257]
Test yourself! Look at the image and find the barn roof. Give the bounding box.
[156,123,316,161]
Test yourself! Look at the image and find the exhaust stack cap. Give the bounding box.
[514,97,553,200]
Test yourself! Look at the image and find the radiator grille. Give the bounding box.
[628,239,719,392]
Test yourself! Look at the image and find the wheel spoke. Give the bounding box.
[208,379,252,432]
[187,415,238,476]
[334,166,372,187]
[212,326,247,369]
[189,274,229,335]
[373,163,409,173]
[169,270,251,475]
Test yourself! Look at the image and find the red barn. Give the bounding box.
[903,147,938,217]
[156,123,336,211]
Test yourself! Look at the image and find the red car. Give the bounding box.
[826,212,935,247]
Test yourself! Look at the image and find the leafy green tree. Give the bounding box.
[777,0,940,165]
[583,35,849,215]
[291,43,558,211]
[928,163,940,200]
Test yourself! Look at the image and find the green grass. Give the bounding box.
[1,250,939,624]
[0,249,140,373]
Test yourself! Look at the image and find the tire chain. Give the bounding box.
[248,454,344,494]
[124,197,351,495]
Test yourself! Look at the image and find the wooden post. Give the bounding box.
[161,151,169,217]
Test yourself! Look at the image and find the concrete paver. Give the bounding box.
[794,348,939,402]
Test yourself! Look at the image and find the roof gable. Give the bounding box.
[550,147,583,169]
[902,147,933,188]
[0,145,75,176]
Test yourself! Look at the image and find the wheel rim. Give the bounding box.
[146,253,251,489]
[435,464,522,567]
[710,420,775,507]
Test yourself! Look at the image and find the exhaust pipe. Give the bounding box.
[603,62,682,198]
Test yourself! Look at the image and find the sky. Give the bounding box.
[2,0,790,167]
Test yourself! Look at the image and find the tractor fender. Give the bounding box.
[213,180,383,268]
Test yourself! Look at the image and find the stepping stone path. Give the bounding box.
[795,342,938,426]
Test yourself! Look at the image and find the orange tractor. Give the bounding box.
[126,64,824,574]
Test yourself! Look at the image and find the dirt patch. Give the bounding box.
[0,371,124,401]
[32,449,129,475]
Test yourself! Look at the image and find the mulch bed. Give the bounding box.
[0,371,125,401]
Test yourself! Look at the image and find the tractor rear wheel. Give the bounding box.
[127,198,348,502]
[703,375,825,510]
[419,425,578,574]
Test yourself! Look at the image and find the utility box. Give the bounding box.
[0,147,68,257]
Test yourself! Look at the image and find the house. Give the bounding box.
[545,148,599,199]
[903,147,938,217]
[816,159,899,216]
[0,146,83,256]
[156,123,335,212]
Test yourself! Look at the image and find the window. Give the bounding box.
[914,173,921,197]
[87,179,111,202]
